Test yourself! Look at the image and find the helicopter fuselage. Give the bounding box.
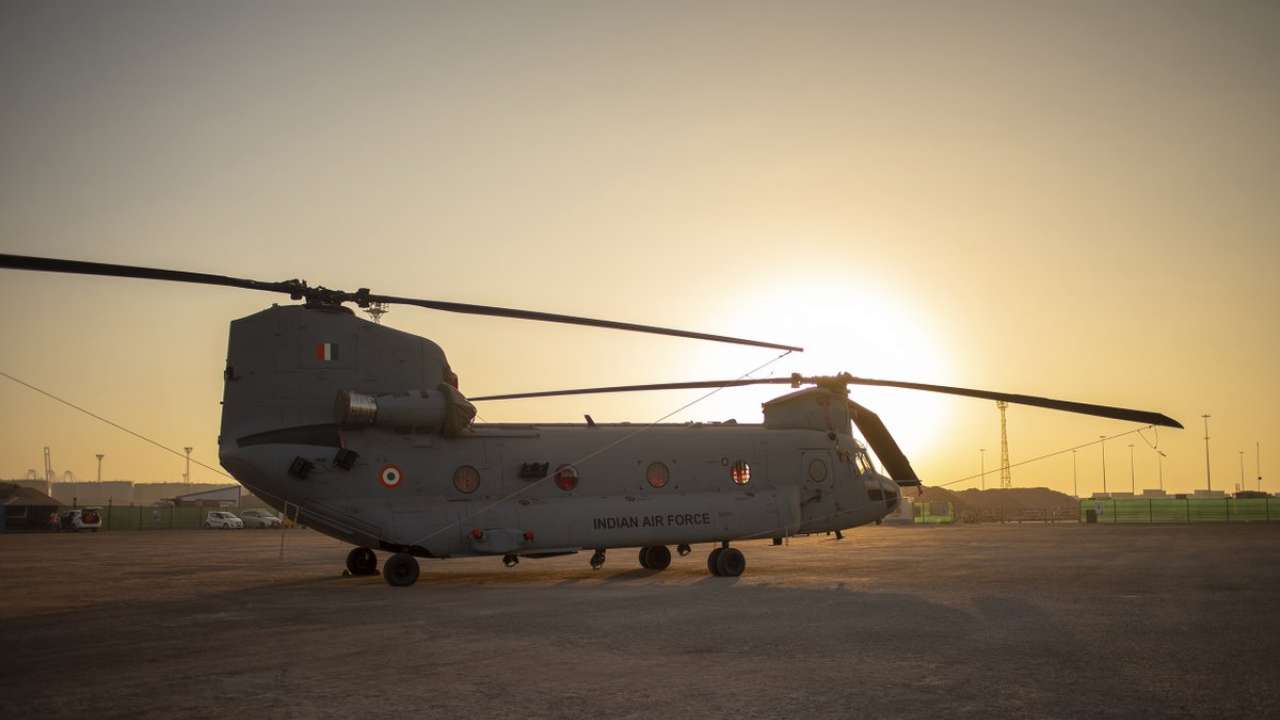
[216,304,900,560]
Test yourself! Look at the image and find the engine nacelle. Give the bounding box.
[335,385,476,435]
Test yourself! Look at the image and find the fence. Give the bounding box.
[913,501,956,524]
[958,507,1079,524]
[98,504,286,530]
[1080,497,1279,524]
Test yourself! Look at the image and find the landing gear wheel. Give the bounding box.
[676,544,691,557]
[714,547,745,577]
[590,549,606,570]
[644,545,671,571]
[650,545,670,568]
[638,547,652,569]
[382,552,419,587]
[707,548,723,576]
[346,547,378,576]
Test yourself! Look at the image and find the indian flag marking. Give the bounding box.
[315,342,339,361]
[379,464,403,489]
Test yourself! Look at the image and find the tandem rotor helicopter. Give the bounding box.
[1,253,1182,586]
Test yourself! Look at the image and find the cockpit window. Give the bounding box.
[853,448,875,475]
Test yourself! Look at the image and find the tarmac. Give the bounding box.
[1,523,1277,719]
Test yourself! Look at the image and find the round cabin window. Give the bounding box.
[554,464,578,492]
[730,461,751,485]
[452,465,481,494]
[646,462,670,489]
[808,458,828,483]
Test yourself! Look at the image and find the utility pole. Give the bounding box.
[1100,436,1108,495]
[1129,443,1135,494]
[96,454,104,483]
[979,449,986,491]
[43,446,54,498]
[1201,414,1212,492]
[183,446,193,485]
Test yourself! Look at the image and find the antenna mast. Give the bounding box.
[997,401,1012,489]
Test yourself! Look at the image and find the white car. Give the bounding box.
[238,509,283,529]
[204,511,244,529]
[59,507,103,532]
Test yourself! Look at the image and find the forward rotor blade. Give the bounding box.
[470,376,799,402]
[847,400,920,486]
[844,376,1183,428]
[367,293,803,351]
[0,253,298,295]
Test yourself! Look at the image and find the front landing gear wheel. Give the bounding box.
[346,547,378,576]
[714,547,745,577]
[590,549,606,570]
[382,553,419,587]
[639,545,672,571]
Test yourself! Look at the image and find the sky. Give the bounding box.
[1,1,1277,496]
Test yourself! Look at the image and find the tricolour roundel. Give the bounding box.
[378,464,404,489]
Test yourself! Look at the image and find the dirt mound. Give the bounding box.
[914,486,1077,519]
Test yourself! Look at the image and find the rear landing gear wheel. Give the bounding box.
[382,552,419,587]
[707,548,723,576]
[714,547,745,577]
[639,545,672,571]
[346,547,378,576]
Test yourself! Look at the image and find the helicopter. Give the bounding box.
[0,253,1182,586]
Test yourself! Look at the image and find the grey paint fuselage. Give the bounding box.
[216,305,900,558]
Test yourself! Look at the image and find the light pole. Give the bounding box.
[1072,449,1078,498]
[1202,414,1212,492]
[1100,435,1108,495]
[1239,450,1245,491]
[183,447,193,485]
[1258,442,1263,493]
[96,454,104,483]
[1156,450,1166,491]
[980,449,986,491]
[1128,443,1135,494]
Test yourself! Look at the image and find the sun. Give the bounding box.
[709,280,954,459]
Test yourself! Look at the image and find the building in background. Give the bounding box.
[166,485,242,508]
[1,483,61,532]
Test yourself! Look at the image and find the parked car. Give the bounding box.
[204,511,244,529]
[238,509,283,529]
[59,508,102,532]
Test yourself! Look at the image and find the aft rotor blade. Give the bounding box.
[0,253,803,351]
[368,293,803,352]
[848,400,921,486]
[470,376,799,402]
[0,253,297,295]
[845,376,1183,428]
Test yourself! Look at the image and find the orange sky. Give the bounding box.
[2,1,1277,495]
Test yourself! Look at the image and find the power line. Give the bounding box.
[0,371,232,480]
[934,425,1156,490]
